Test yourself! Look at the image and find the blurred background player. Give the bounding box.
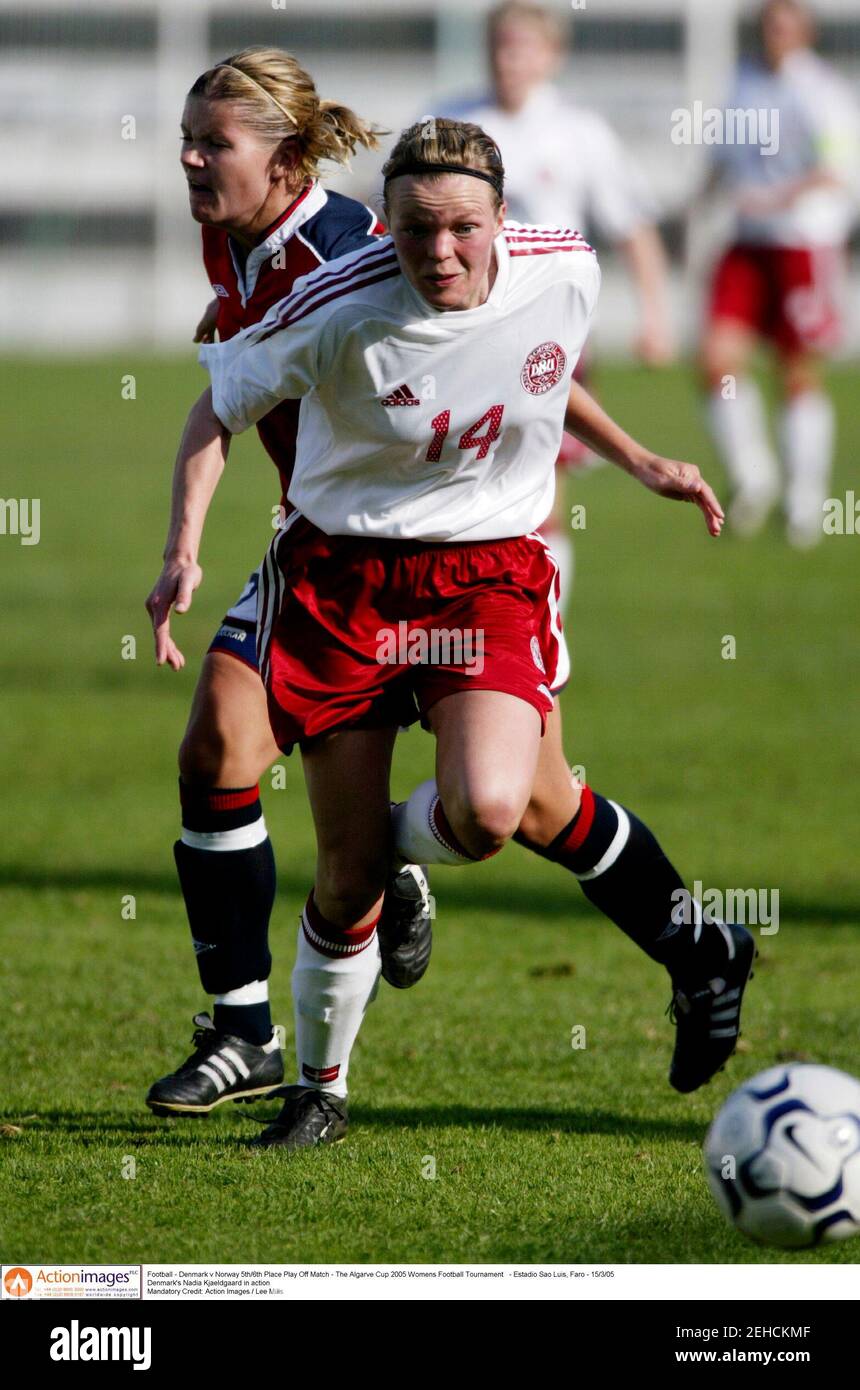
[700,0,860,547]
[436,0,676,605]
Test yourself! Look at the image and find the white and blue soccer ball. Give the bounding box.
[704,1064,860,1248]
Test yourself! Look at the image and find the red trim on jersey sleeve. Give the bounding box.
[258,245,400,341]
[504,223,594,255]
[508,246,594,256]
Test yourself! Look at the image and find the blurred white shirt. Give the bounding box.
[715,49,860,247]
[440,84,650,242]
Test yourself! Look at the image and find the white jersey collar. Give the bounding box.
[230,179,327,304]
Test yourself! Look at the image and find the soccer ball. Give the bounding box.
[704,1064,860,1248]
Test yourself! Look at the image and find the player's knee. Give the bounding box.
[700,343,734,392]
[178,713,242,785]
[783,363,821,397]
[178,718,266,788]
[179,722,226,786]
[450,791,523,857]
[315,855,388,927]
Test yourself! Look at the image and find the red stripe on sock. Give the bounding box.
[302,1062,341,1084]
[432,797,502,863]
[180,784,260,814]
[563,786,595,853]
[302,893,380,958]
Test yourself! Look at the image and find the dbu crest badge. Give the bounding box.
[521,341,567,395]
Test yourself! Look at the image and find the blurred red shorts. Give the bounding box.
[708,242,843,353]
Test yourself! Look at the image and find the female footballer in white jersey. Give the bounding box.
[150,118,757,1150]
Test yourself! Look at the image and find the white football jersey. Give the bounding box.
[201,223,600,543]
[440,85,650,240]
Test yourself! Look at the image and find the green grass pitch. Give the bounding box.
[1,355,858,1265]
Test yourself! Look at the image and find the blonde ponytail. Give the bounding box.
[189,47,385,180]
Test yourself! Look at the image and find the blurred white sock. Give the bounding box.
[780,390,835,549]
[708,381,780,535]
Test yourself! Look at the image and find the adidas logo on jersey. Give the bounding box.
[381,384,420,407]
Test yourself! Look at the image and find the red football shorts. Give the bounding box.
[256,516,565,750]
[708,242,843,353]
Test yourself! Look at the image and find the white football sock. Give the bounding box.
[391,779,475,868]
[291,903,381,1099]
[707,381,780,534]
[780,390,835,548]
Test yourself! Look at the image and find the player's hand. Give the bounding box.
[634,321,675,367]
[193,298,220,344]
[633,455,724,537]
[144,558,203,670]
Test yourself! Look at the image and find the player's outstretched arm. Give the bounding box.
[144,387,232,670]
[563,378,724,537]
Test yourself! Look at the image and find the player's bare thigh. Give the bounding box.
[700,319,757,390]
[179,650,281,788]
[429,689,542,859]
[518,698,582,846]
[301,726,397,928]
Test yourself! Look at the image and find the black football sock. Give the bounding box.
[175,781,275,1045]
[211,999,274,1046]
[518,786,733,979]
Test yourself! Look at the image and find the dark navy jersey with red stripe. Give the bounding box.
[201,180,384,502]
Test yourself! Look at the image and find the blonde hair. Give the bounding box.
[189,47,385,181]
[488,1,565,48]
[382,118,505,212]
